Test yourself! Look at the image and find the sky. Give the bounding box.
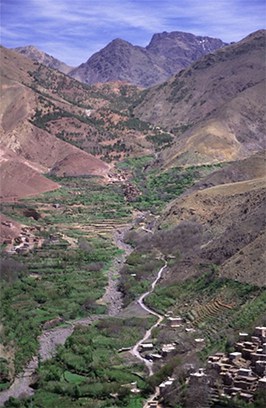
[1,0,265,66]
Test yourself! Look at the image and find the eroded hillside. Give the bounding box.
[0,46,166,200]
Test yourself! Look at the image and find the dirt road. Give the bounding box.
[130,262,167,376]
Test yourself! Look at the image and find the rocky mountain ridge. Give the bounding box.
[69,31,226,87]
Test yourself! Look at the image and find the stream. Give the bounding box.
[0,228,132,406]
[0,318,98,406]
[0,228,165,406]
[130,263,167,376]
[100,229,133,316]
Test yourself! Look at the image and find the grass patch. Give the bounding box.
[0,176,133,375]
[17,317,155,407]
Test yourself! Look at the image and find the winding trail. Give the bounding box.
[0,225,165,406]
[130,262,167,376]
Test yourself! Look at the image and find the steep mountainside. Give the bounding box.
[0,47,112,199]
[3,45,181,165]
[69,32,226,87]
[13,45,73,74]
[0,147,59,201]
[158,152,266,287]
[1,46,177,200]
[133,30,266,167]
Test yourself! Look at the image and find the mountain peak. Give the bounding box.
[69,30,226,87]
[109,38,132,46]
[146,31,226,58]
[133,30,265,166]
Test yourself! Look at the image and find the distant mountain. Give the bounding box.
[146,31,226,74]
[69,32,226,87]
[13,45,73,74]
[133,30,266,167]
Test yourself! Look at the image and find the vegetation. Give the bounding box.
[146,268,266,356]
[146,132,174,149]
[119,117,150,131]
[119,249,164,306]
[119,157,222,212]
[0,137,264,408]
[0,236,119,373]
[1,176,132,225]
[28,65,141,111]
[0,175,135,377]
[26,66,155,163]
[3,318,155,407]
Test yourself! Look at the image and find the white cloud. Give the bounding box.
[2,0,265,65]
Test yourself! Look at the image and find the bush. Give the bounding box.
[0,258,25,283]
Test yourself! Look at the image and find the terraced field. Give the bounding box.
[190,299,234,324]
[146,271,266,355]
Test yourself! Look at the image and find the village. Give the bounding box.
[1,218,265,407]
[130,320,266,407]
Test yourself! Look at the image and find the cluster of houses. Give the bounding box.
[130,319,266,407]
[5,225,40,255]
[190,326,266,404]
[138,314,184,363]
[138,313,206,362]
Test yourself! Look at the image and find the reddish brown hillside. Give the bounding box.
[0,46,157,165]
[0,48,110,185]
[0,150,59,201]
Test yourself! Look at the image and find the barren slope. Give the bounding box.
[13,45,73,74]
[0,148,59,201]
[0,47,112,199]
[160,154,266,286]
[134,30,266,167]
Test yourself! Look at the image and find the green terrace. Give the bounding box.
[0,236,120,374]
[118,156,223,212]
[4,318,156,408]
[1,176,132,226]
[146,269,266,358]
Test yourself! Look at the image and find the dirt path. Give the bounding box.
[130,262,167,376]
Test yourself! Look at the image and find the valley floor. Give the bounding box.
[0,161,265,408]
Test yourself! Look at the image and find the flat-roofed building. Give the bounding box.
[139,343,154,351]
[239,333,249,341]
[254,327,266,339]
[229,352,242,361]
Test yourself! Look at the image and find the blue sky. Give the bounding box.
[1,0,265,66]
